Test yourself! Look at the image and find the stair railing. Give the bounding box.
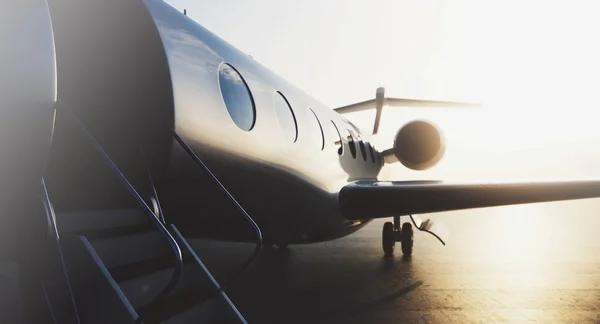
[54,102,183,324]
[41,178,81,324]
[171,132,263,285]
[140,148,166,224]
[57,100,264,322]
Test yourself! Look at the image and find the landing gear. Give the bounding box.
[401,222,413,256]
[382,222,395,255]
[382,216,413,256]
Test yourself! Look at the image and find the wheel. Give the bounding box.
[382,221,395,255]
[401,222,413,256]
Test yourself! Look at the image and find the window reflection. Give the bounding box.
[218,63,255,131]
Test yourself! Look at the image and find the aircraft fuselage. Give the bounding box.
[43,0,388,245]
[146,0,387,244]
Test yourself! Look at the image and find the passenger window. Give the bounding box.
[273,91,298,142]
[350,129,366,160]
[367,143,376,163]
[307,109,324,150]
[330,121,343,155]
[359,140,367,161]
[218,63,256,131]
[350,130,367,161]
[346,130,357,159]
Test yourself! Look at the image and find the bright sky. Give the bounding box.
[164,0,600,181]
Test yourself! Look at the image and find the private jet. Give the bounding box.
[3,0,600,323]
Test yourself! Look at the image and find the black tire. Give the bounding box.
[401,222,413,256]
[382,221,395,255]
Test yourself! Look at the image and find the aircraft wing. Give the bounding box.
[339,179,600,220]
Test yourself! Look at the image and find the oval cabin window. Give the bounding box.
[359,140,367,161]
[273,91,298,142]
[218,63,256,131]
[367,143,376,163]
[308,109,325,150]
[330,121,343,155]
[347,129,357,159]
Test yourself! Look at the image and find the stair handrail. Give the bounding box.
[171,132,263,285]
[40,178,82,324]
[140,147,166,224]
[54,102,183,324]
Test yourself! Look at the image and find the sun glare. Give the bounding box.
[340,2,600,269]
[346,1,600,182]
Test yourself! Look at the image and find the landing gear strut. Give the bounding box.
[382,216,413,256]
[382,215,449,256]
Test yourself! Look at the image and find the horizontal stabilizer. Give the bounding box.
[339,179,600,220]
[334,97,482,114]
[333,87,482,134]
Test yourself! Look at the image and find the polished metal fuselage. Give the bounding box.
[10,0,391,245]
[143,0,387,243]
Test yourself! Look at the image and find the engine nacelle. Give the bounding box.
[393,120,446,170]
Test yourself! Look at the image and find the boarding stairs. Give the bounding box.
[36,102,262,324]
[54,209,245,324]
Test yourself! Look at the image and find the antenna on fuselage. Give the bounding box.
[184,9,187,16]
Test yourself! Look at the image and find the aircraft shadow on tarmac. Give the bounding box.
[221,245,425,324]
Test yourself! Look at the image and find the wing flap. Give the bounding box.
[339,180,600,220]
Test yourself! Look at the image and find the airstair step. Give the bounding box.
[58,211,246,323]
[138,289,216,324]
[116,261,205,310]
[163,293,242,324]
[56,208,147,233]
[91,231,173,269]
[110,255,177,283]
[83,224,155,240]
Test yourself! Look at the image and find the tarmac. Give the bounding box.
[198,199,600,324]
